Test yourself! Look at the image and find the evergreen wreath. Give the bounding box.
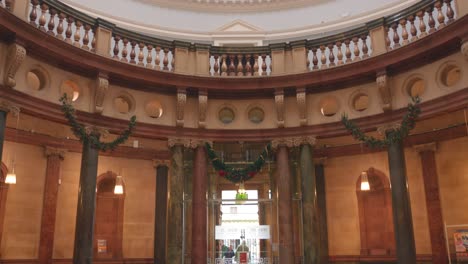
[59,94,137,151]
[205,142,271,183]
[341,97,421,148]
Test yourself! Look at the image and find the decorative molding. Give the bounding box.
[3,43,26,88]
[377,122,401,135]
[271,136,316,149]
[176,88,186,127]
[0,99,20,115]
[376,71,392,112]
[296,87,307,126]
[94,74,109,114]
[44,146,66,159]
[152,159,171,168]
[274,89,285,128]
[413,142,437,153]
[168,138,211,149]
[198,90,207,128]
[462,39,468,61]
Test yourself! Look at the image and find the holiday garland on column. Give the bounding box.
[205,142,271,184]
[59,94,137,151]
[341,97,421,148]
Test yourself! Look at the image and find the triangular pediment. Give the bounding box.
[216,20,263,32]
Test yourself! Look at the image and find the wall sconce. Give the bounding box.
[5,167,16,185]
[360,171,370,191]
[114,175,124,195]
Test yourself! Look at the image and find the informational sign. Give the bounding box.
[215,225,270,240]
[239,252,248,264]
[97,239,107,253]
[454,230,468,261]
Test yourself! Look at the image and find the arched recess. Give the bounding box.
[94,171,125,259]
[356,167,395,256]
[0,163,9,251]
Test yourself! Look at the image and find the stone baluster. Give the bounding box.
[245,54,252,76]
[253,55,259,76]
[113,35,121,59]
[385,27,391,49]
[64,16,73,44]
[261,54,268,76]
[361,35,369,58]
[29,0,39,26]
[213,54,219,76]
[47,8,56,36]
[91,29,96,52]
[163,48,169,70]
[391,23,400,48]
[146,45,153,68]
[445,0,454,23]
[327,44,335,67]
[138,43,145,66]
[336,42,343,65]
[82,25,91,50]
[121,38,129,62]
[73,20,82,47]
[311,47,319,70]
[400,19,409,45]
[39,147,66,264]
[306,49,311,70]
[417,10,427,37]
[228,55,235,76]
[221,54,228,76]
[352,37,361,61]
[319,45,327,69]
[435,1,445,28]
[236,54,244,76]
[56,13,65,40]
[171,50,175,71]
[38,4,48,32]
[154,46,160,70]
[344,40,352,62]
[129,41,137,64]
[408,15,417,42]
[427,6,436,33]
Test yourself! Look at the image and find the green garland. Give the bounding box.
[59,94,137,151]
[341,97,421,148]
[206,142,271,183]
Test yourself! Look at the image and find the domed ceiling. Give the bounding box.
[62,0,417,43]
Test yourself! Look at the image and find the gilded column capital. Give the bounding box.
[0,99,20,115]
[44,146,67,160]
[153,159,171,168]
[413,142,437,153]
[3,43,26,88]
[271,136,316,149]
[377,122,401,135]
[168,138,211,149]
[84,125,109,137]
[314,157,327,166]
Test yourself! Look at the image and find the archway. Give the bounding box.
[94,171,124,259]
[0,163,8,252]
[356,167,395,256]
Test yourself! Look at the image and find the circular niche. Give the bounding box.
[145,100,163,118]
[219,107,235,124]
[26,69,46,91]
[439,64,461,87]
[320,97,339,117]
[114,96,133,114]
[248,107,265,124]
[352,93,369,112]
[405,77,425,97]
[60,80,80,101]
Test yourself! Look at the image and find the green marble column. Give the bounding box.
[315,161,329,264]
[155,164,168,264]
[0,110,7,167]
[73,140,99,264]
[300,144,319,264]
[167,145,184,264]
[387,134,416,264]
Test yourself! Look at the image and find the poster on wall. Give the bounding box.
[454,230,468,261]
[97,239,107,253]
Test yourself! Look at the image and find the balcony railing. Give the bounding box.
[1,0,459,78]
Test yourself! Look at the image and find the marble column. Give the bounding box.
[299,138,319,264]
[191,141,208,264]
[272,139,295,264]
[0,100,18,170]
[386,129,416,264]
[73,134,101,264]
[39,147,66,264]
[154,160,169,264]
[315,158,329,264]
[167,141,185,264]
[414,143,448,264]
